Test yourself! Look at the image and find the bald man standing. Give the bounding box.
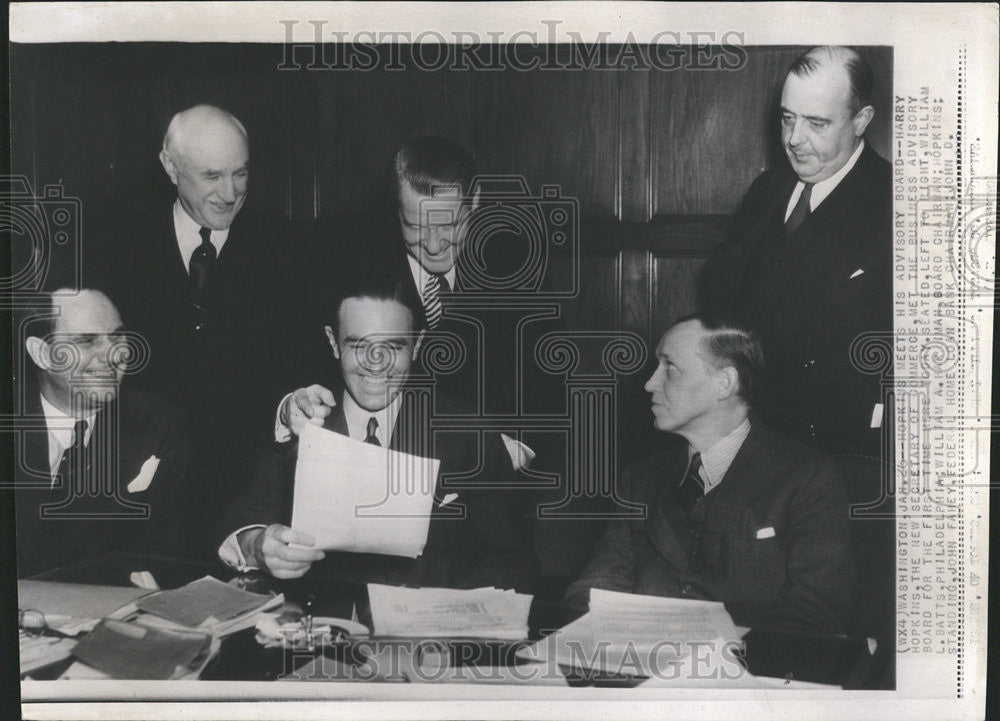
[99,105,296,526]
[698,47,892,459]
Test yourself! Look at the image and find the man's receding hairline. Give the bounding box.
[162,105,248,159]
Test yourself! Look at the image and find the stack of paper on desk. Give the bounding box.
[291,424,440,558]
[368,584,533,640]
[135,576,283,636]
[517,590,742,676]
[17,580,154,636]
[19,631,76,675]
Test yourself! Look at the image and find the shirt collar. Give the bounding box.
[39,391,97,475]
[801,139,865,211]
[341,390,402,446]
[688,418,752,494]
[407,253,457,297]
[172,200,230,270]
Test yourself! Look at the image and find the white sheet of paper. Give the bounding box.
[588,589,742,644]
[291,424,440,558]
[367,584,533,639]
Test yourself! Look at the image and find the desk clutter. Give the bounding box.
[18,576,282,680]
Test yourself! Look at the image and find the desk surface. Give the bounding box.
[22,552,880,691]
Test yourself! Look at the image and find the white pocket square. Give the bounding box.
[849,268,865,279]
[438,493,459,508]
[501,433,536,471]
[755,526,776,540]
[127,455,160,493]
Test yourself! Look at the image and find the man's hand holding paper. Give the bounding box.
[239,525,325,580]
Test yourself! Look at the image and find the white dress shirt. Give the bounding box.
[39,392,96,485]
[173,200,230,272]
[689,418,752,495]
[784,140,866,221]
[407,253,457,301]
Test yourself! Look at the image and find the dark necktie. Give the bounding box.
[784,182,814,237]
[56,419,89,483]
[673,453,705,515]
[190,226,217,299]
[364,417,381,446]
[422,273,449,329]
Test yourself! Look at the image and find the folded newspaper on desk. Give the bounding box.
[368,584,533,639]
[135,576,283,636]
[292,424,440,557]
[517,589,743,677]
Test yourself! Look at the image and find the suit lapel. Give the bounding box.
[700,425,777,530]
[766,149,876,338]
[643,444,694,573]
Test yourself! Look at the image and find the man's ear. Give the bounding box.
[852,105,874,138]
[159,150,180,185]
[25,336,50,370]
[324,326,340,360]
[412,329,426,360]
[716,366,740,401]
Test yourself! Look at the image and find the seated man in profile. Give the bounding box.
[215,274,538,593]
[11,289,195,577]
[565,315,855,634]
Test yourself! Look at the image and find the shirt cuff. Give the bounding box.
[274,393,293,443]
[218,525,267,571]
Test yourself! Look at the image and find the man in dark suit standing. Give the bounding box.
[698,46,892,458]
[99,105,294,517]
[215,275,538,593]
[10,289,194,577]
[565,316,855,634]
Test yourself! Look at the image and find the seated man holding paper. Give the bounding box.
[565,315,856,634]
[215,274,538,593]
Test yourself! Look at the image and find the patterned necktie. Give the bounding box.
[674,452,705,514]
[364,417,381,446]
[56,419,89,484]
[784,182,814,237]
[190,226,217,299]
[422,273,449,329]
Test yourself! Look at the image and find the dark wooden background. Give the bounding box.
[9,42,892,458]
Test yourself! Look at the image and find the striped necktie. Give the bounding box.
[674,452,704,514]
[422,273,449,329]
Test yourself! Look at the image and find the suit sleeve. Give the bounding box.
[727,457,856,634]
[460,433,540,594]
[562,466,639,608]
[211,440,297,556]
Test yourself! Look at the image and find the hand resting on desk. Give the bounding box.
[238,524,325,579]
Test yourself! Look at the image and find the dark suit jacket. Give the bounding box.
[565,425,856,634]
[10,385,195,577]
[215,390,539,593]
[698,144,892,457]
[95,206,304,508]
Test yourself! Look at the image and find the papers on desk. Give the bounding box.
[19,631,76,675]
[68,619,217,680]
[17,580,155,636]
[368,584,533,640]
[517,590,742,678]
[291,423,440,558]
[136,576,283,636]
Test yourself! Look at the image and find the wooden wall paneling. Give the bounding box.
[619,69,651,222]
[472,50,621,219]
[315,55,474,215]
[283,71,320,220]
[651,256,707,346]
[651,47,802,216]
[855,46,894,160]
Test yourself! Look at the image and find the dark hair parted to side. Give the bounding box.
[673,312,765,410]
[393,136,477,199]
[328,272,425,335]
[788,46,874,117]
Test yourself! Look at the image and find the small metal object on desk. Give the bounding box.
[304,594,316,651]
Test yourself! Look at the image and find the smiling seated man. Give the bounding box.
[564,314,856,634]
[10,289,195,577]
[215,274,538,593]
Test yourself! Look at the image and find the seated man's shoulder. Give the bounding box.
[119,387,187,432]
[751,424,843,489]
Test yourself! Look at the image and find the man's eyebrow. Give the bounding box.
[779,106,833,123]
